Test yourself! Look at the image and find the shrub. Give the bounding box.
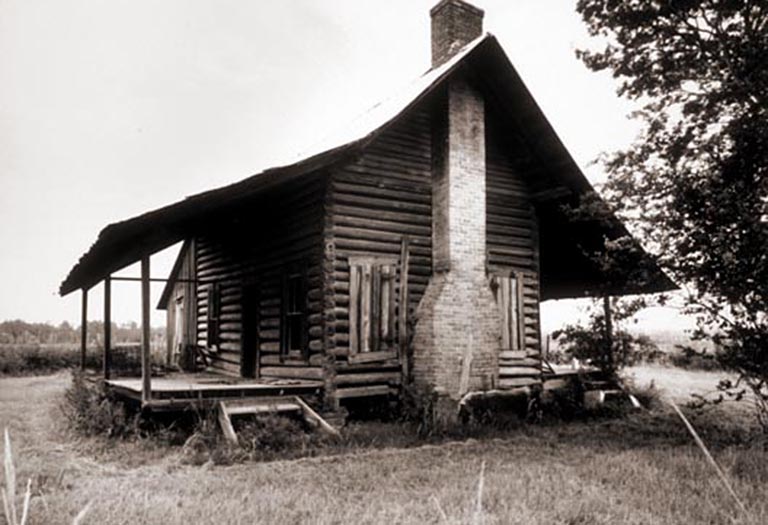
[670,346,722,371]
[61,370,139,438]
[236,415,313,456]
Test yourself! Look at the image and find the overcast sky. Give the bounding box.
[0,0,690,332]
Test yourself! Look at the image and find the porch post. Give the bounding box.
[103,276,112,380]
[141,255,152,403]
[80,288,88,370]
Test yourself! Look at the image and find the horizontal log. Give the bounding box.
[260,342,280,352]
[499,366,541,377]
[333,372,401,386]
[499,350,540,360]
[260,355,310,366]
[498,377,541,389]
[499,357,541,368]
[218,342,242,353]
[335,360,401,371]
[331,181,430,204]
[260,367,324,380]
[332,204,430,226]
[334,385,393,399]
[348,351,398,364]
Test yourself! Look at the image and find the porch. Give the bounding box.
[104,372,323,412]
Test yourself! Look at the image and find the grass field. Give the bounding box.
[0,343,165,376]
[1,367,766,524]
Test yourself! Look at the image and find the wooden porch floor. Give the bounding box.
[105,373,323,411]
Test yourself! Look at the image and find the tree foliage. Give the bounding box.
[576,0,768,429]
[553,297,662,374]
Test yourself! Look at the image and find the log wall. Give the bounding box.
[485,116,543,388]
[194,177,326,377]
[324,103,434,403]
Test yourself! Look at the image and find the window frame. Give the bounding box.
[206,282,221,351]
[280,262,308,360]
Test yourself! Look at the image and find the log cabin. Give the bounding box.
[60,0,674,419]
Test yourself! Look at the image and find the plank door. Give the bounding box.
[172,294,185,366]
[490,273,525,352]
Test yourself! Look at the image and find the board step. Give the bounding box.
[217,396,341,444]
[225,400,302,416]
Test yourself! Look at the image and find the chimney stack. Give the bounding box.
[412,1,499,420]
[430,0,485,67]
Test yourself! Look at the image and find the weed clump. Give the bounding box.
[61,370,139,438]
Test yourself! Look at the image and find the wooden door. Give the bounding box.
[172,295,185,365]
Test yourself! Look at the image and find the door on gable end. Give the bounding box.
[490,272,526,353]
[491,271,543,387]
[348,257,398,363]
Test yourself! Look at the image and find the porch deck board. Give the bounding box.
[105,373,323,411]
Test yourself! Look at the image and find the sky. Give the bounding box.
[0,0,692,332]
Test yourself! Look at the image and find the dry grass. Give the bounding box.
[0,367,766,524]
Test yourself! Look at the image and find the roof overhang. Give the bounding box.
[60,34,675,298]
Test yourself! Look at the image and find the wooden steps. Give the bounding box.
[217,396,340,444]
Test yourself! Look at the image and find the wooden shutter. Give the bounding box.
[493,273,526,351]
[348,257,397,359]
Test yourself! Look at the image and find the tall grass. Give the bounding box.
[2,429,31,525]
[3,428,92,525]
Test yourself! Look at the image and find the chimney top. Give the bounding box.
[430,0,485,67]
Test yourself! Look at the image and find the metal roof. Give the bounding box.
[60,34,675,298]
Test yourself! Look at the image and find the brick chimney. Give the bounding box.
[430,0,485,67]
[412,1,499,420]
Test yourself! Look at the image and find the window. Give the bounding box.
[348,257,397,354]
[281,265,307,357]
[490,272,525,351]
[206,282,221,350]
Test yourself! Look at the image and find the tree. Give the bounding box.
[554,296,662,375]
[576,0,768,429]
